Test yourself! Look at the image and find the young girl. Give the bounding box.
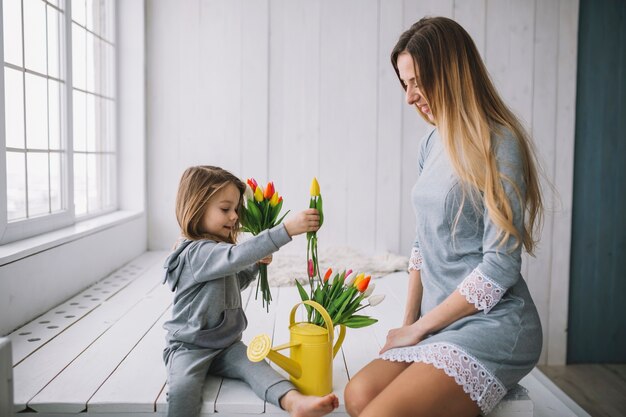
[163,166,339,417]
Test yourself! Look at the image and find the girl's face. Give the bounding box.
[200,182,241,241]
[396,52,434,122]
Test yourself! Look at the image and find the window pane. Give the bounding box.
[73,90,86,151]
[72,23,86,90]
[73,152,87,215]
[86,31,96,92]
[24,0,47,74]
[2,0,23,66]
[7,151,27,220]
[50,151,63,212]
[72,0,86,26]
[87,152,99,211]
[103,0,114,43]
[47,6,61,79]
[103,153,115,208]
[25,73,48,149]
[104,42,114,98]
[104,98,115,151]
[27,152,50,216]
[86,93,96,151]
[86,0,99,33]
[4,68,25,149]
[49,79,61,149]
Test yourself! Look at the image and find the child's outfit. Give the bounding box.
[162,224,295,417]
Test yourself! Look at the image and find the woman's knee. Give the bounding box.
[344,376,377,417]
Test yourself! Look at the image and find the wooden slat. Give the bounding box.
[87,307,171,413]
[12,260,166,412]
[8,251,162,365]
[27,285,172,413]
[0,338,13,417]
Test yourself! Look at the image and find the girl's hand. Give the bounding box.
[283,209,320,237]
[379,323,426,354]
[258,255,273,265]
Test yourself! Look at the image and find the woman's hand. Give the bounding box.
[258,255,273,265]
[379,323,427,354]
[283,209,320,236]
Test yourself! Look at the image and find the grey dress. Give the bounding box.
[380,128,542,415]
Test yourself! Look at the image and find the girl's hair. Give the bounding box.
[391,16,543,254]
[175,165,246,243]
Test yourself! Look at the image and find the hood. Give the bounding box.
[163,239,194,291]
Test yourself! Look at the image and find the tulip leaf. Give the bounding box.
[316,195,324,227]
[295,280,313,318]
[275,210,290,226]
[343,315,378,328]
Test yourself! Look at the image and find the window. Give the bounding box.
[0,0,116,244]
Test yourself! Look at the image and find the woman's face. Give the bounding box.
[396,52,434,122]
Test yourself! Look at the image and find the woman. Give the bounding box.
[344,17,543,417]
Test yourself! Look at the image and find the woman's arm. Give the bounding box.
[403,269,423,326]
[380,290,478,354]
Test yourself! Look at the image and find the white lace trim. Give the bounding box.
[408,247,423,272]
[381,342,507,415]
[457,267,505,314]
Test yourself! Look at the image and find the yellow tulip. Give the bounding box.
[269,192,280,207]
[310,177,320,196]
[353,273,365,287]
[254,186,263,202]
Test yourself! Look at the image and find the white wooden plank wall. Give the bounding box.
[146,0,579,365]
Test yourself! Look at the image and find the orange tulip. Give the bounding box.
[323,268,333,282]
[356,276,371,293]
[264,182,275,200]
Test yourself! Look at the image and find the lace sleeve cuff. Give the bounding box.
[408,247,423,272]
[457,268,505,313]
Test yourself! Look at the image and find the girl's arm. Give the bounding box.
[188,224,291,282]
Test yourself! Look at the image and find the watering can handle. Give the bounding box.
[289,300,345,358]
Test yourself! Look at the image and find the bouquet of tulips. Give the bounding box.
[295,268,385,329]
[241,178,289,310]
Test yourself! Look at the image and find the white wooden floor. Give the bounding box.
[6,251,586,416]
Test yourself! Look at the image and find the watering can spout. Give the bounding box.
[247,334,302,379]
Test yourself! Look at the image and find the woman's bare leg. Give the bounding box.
[360,362,480,417]
[344,359,410,416]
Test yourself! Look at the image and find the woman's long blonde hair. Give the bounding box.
[392,17,542,254]
[175,166,245,243]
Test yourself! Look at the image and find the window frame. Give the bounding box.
[0,0,117,245]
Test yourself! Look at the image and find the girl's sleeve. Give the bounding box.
[457,132,526,313]
[409,129,435,273]
[187,224,291,282]
[237,264,259,290]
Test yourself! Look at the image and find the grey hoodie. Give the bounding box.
[163,224,291,349]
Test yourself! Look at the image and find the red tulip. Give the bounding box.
[308,259,314,278]
[247,178,258,190]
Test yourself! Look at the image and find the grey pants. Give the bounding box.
[163,340,295,417]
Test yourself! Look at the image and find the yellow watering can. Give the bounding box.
[247,300,346,396]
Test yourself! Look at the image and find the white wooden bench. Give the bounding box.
[5,251,537,416]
